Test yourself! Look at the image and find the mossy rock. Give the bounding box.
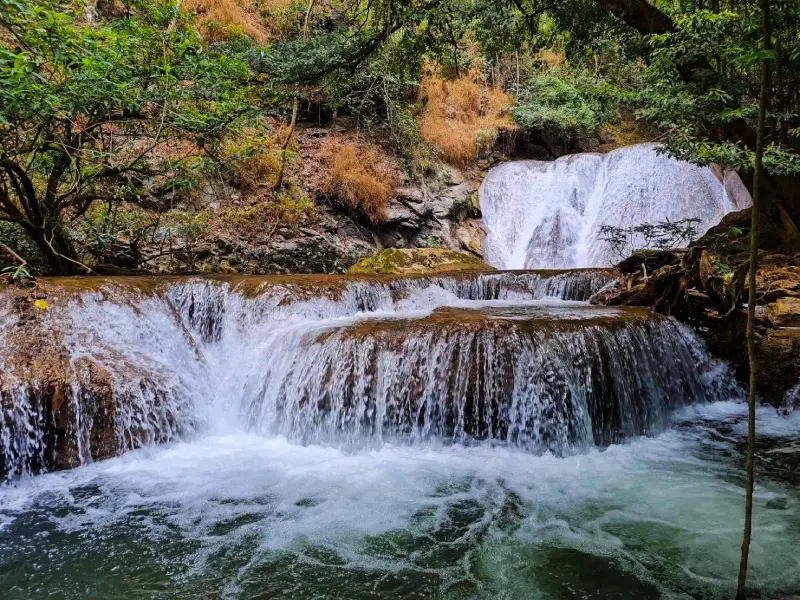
[348,248,492,275]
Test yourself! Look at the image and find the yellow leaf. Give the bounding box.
[33,299,48,311]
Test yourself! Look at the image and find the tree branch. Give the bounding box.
[0,242,27,269]
[44,230,95,275]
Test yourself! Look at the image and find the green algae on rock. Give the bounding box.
[348,248,492,275]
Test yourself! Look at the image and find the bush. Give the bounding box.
[417,72,515,165]
[222,125,296,192]
[511,66,616,142]
[220,188,315,241]
[80,203,160,268]
[318,138,401,224]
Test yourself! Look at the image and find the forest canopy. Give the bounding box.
[1,0,799,274]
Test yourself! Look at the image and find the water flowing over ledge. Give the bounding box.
[0,269,735,481]
[480,144,751,269]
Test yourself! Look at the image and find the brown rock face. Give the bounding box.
[765,297,800,328]
[759,329,800,405]
[591,243,800,406]
[0,364,119,480]
[0,282,190,481]
[0,348,164,480]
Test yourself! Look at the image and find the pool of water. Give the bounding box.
[1,402,799,599]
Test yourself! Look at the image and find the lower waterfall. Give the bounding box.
[1,270,728,478]
[1,272,799,600]
[479,144,752,269]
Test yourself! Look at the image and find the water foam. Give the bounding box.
[480,144,751,269]
[0,403,797,598]
[0,271,736,480]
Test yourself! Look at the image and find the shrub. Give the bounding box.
[222,125,297,192]
[182,0,295,41]
[511,66,617,143]
[80,203,160,268]
[417,72,515,165]
[318,138,401,224]
[220,188,315,241]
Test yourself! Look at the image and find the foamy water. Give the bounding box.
[480,144,751,269]
[0,402,798,598]
[1,273,797,599]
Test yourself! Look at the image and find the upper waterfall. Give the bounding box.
[479,144,752,269]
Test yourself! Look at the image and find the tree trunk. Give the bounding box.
[24,223,82,275]
[736,1,771,598]
[86,0,97,28]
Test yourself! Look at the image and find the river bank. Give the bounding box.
[591,209,800,407]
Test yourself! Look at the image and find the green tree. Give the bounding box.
[0,0,267,273]
[737,3,771,597]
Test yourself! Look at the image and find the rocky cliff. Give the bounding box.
[591,212,800,407]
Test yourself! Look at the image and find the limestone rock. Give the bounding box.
[454,219,485,256]
[765,297,800,328]
[758,328,800,406]
[348,248,492,275]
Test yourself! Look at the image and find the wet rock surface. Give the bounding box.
[0,281,193,481]
[591,234,800,406]
[348,248,492,275]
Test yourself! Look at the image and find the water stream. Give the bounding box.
[1,270,799,598]
[480,144,752,269]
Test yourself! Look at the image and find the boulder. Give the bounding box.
[591,243,800,404]
[348,248,493,275]
[765,297,800,328]
[758,328,800,406]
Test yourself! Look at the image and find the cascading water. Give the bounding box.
[480,144,752,269]
[1,271,798,599]
[0,269,724,478]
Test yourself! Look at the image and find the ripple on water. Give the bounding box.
[0,401,799,599]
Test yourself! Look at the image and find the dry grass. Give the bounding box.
[182,0,296,42]
[539,49,566,68]
[318,138,401,224]
[417,72,515,166]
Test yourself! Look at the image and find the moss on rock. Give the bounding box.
[348,248,492,275]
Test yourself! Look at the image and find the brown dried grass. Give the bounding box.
[539,49,565,68]
[417,72,515,166]
[182,0,294,42]
[318,138,401,224]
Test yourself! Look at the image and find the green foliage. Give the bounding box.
[1,263,30,281]
[79,203,160,267]
[2,0,800,275]
[0,0,275,272]
[512,69,616,140]
[219,187,314,239]
[0,222,44,264]
[450,196,480,221]
[633,5,800,175]
[325,36,437,176]
[599,218,702,259]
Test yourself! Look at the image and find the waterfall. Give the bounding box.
[479,144,752,269]
[0,271,737,481]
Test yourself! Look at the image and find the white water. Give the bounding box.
[0,271,729,478]
[2,273,799,598]
[1,402,799,598]
[480,144,752,269]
